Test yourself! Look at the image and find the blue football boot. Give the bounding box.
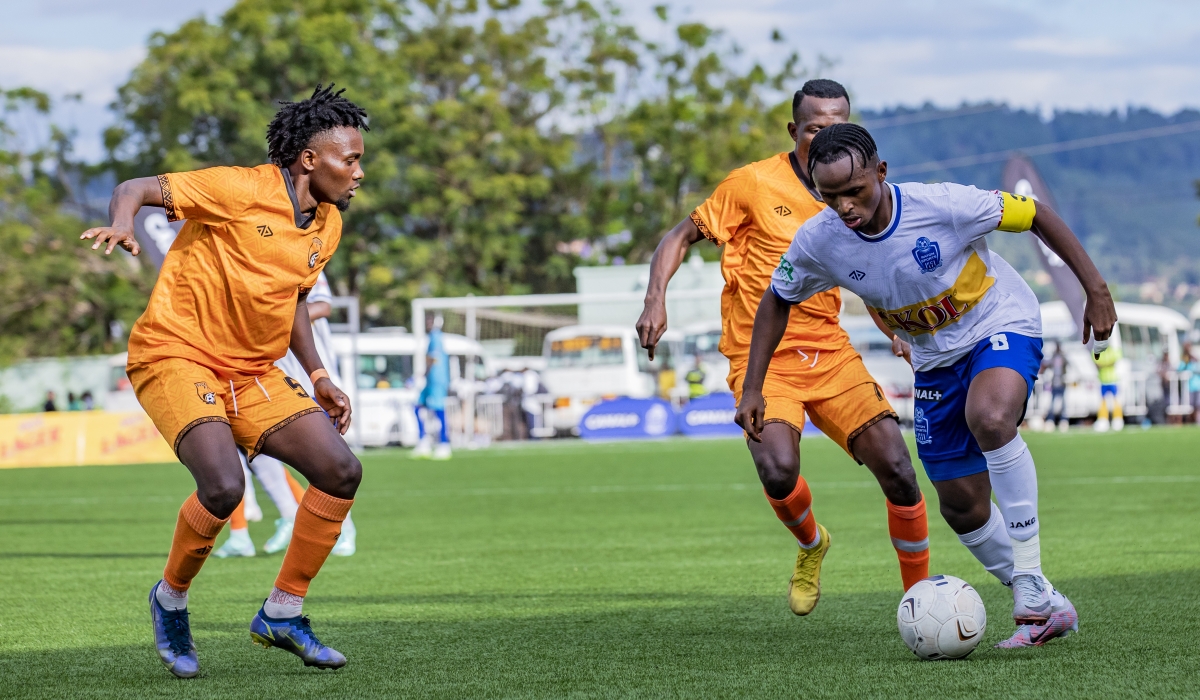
[149,580,199,678]
[249,606,347,669]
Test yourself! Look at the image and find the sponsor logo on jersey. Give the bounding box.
[914,388,943,401]
[308,237,323,268]
[195,382,216,405]
[848,269,866,281]
[284,376,310,398]
[870,251,996,337]
[911,236,942,273]
[257,224,273,237]
[776,254,794,282]
[914,407,932,445]
[774,205,792,216]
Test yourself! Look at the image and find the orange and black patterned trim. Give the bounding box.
[173,415,230,456]
[250,406,325,461]
[689,210,720,245]
[157,174,180,222]
[846,406,900,463]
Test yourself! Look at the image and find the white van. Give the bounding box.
[1037,301,1188,421]
[679,320,731,395]
[541,325,679,434]
[330,328,484,447]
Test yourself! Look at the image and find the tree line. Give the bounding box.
[1,0,822,365]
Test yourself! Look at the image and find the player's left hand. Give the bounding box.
[1082,285,1117,356]
[891,336,912,366]
[313,377,352,434]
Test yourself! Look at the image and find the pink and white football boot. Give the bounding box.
[996,591,1079,649]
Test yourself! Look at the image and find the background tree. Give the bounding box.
[0,89,152,366]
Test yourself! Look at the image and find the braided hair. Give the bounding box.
[807,122,878,182]
[266,84,369,167]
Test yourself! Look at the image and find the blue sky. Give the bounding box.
[3,0,1198,161]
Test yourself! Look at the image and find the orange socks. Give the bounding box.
[163,493,228,591]
[274,487,354,597]
[229,498,248,531]
[887,496,930,590]
[766,477,819,547]
[284,469,306,503]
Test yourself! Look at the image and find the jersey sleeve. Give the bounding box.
[689,166,756,245]
[769,231,835,305]
[157,167,257,225]
[948,183,1036,242]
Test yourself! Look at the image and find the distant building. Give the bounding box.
[573,253,722,328]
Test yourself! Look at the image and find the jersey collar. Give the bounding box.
[279,166,316,230]
[787,151,823,202]
[852,183,901,243]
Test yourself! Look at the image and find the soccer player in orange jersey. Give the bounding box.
[637,80,929,615]
[81,86,366,677]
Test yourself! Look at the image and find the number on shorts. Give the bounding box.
[989,334,1009,351]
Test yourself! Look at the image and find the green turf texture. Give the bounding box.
[1,430,1197,699]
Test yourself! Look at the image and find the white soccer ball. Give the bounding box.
[897,574,987,660]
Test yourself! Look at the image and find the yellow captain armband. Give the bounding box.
[996,191,1036,232]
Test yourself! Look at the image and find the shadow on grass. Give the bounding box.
[1,570,1196,700]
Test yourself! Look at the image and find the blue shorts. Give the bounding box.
[1100,384,1117,397]
[913,333,1043,482]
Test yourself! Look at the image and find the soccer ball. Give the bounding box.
[897,574,987,660]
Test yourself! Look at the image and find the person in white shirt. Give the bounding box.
[738,122,1116,649]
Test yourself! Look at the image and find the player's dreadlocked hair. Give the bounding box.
[266,84,369,167]
[807,122,878,181]
[792,79,850,120]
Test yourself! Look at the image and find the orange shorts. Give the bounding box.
[731,344,897,458]
[128,357,325,460]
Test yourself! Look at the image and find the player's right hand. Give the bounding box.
[735,389,766,442]
[313,377,352,435]
[891,336,912,366]
[636,301,667,361]
[80,225,140,256]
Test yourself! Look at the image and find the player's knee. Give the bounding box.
[938,495,990,534]
[198,475,245,519]
[327,451,362,498]
[878,454,921,505]
[754,453,798,500]
[967,406,1017,447]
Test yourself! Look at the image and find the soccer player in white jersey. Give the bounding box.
[737,123,1117,648]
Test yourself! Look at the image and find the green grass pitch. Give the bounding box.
[1,429,1198,698]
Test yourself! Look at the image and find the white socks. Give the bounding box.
[263,588,303,619]
[957,502,1014,586]
[249,454,300,521]
[983,434,1043,577]
[156,580,189,611]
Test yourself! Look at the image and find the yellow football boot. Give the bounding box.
[788,523,831,616]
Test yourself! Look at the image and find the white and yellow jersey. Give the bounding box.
[770,181,1040,372]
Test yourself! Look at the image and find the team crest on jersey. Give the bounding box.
[911,237,942,274]
[914,407,932,445]
[308,237,323,269]
[195,382,216,405]
[776,254,794,282]
[284,376,310,398]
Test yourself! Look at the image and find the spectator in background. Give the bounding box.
[1040,343,1068,432]
[67,392,84,411]
[521,369,547,438]
[1094,345,1124,432]
[42,391,57,412]
[685,354,708,400]
[80,391,95,410]
[1180,343,1200,424]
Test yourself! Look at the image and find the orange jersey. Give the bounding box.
[127,164,341,379]
[690,152,849,366]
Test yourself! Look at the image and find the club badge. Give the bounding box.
[914,407,932,445]
[195,382,217,405]
[911,236,942,274]
[308,237,323,269]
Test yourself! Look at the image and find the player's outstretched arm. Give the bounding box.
[1029,203,1117,348]
[79,176,163,255]
[734,290,792,442]
[290,294,352,434]
[637,217,706,360]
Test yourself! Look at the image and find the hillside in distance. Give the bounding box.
[861,105,1200,289]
